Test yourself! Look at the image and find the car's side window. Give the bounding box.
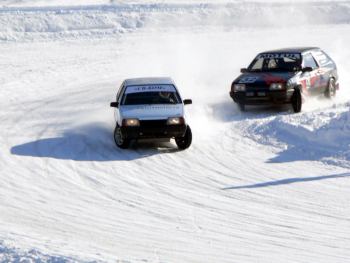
[303,53,318,70]
[116,83,124,103]
[312,50,334,68]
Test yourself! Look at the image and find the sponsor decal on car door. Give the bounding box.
[302,53,320,95]
[312,50,332,93]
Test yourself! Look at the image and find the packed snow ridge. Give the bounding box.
[1,1,350,41]
[0,241,94,263]
[241,103,350,168]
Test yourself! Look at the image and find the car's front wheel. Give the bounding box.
[175,125,192,150]
[114,125,130,149]
[325,78,336,98]
[238,103,245,112]
[292,89,302,113]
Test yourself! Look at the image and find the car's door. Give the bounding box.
[115,82,125,125]
[301,52,320,95]
[312,50,335,93]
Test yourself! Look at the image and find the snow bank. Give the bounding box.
[1,1,350,41]
[1,0,346,7]
[0,241,92,263]
[242,103,350,167]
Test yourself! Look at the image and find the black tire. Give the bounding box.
[175,125,192,150]
[114,125,130,149]
[292,89,302,113]
[325,78,336,98]
[238,103,245,112]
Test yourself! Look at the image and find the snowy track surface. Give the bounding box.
[1,1,350,262]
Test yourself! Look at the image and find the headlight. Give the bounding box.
[122,118,140,126]
[233,84,246,92]
[270,83,284,90]
[167,117,185,125]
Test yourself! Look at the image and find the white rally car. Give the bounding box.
[110,77,192,149]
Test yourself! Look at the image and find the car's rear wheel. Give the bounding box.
[175,125,192,150]
[325,78,336,98]
[114,125,130,149]
[292,89,302,113]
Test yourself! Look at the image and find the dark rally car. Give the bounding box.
[230,47,339,112]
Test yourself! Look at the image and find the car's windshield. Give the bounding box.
[122,84,181,105]
[248,53,301,72]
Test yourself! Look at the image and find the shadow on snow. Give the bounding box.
[11,123,178,161]
[222,173,350,190]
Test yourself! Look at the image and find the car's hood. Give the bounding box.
[120,104,183,120]
[234,72,296,85]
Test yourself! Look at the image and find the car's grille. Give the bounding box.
[246,84,269,91]
[139,120,167,128]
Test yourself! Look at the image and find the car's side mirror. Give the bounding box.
[302,67,313,73]
[110,102,119,108]
[183,99,192,105]
[240,68,248,73]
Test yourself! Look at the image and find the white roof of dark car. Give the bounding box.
[124,77,175,86]
[261,47,320,54]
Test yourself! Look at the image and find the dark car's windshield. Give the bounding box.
[122,84,181,105]
[248,53,301,72]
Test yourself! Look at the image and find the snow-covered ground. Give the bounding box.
[1,0,341,7]
[1,1,350,262]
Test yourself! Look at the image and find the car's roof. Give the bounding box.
[260,47,320,54]
[124,77,175,86]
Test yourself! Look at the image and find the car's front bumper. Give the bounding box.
[230,90,294,105]
[121,120,187,139]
